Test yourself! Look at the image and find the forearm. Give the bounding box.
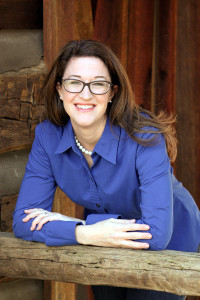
[13,209,84,246]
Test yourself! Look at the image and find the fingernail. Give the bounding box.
[145,226,150,230]
[147,234,152,238]
[144,244,149,248]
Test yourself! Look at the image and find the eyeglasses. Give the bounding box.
[62,79,113,95]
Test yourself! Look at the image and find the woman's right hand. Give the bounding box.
[75,218,152,249]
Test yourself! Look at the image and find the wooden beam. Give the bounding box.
[0,232,200,296]
[0,71,47,153]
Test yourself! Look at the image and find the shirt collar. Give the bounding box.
[93,118,120,165]
[55,117,121,165]
[55,119,75,154]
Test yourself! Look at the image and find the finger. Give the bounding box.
[24,208,41,213]
[121,223,150,232]
[23,209,48,222]
[30,213,49,230]
[36,215,57,230]
[123,232,152,240]
[118,240,150,249]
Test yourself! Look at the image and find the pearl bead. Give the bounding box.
[75,135,93,156]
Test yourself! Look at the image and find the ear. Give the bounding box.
[109,85,118,101]
[56,82,63,101]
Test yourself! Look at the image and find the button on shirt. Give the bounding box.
[13,118,200,252]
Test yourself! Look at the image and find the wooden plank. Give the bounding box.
[51,187,85,300]
[0,0,43,29]
[93,0,154,109]
[0,232,200,296]
[93,0,127,62]
[43,0,93,69]
[127,0,154,108]
[154,0,177,114]
[175,0,200,208]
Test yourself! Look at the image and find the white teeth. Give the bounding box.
[76,105,94,109]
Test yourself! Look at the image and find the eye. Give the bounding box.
[68,80,82,86]
[92,81,108,87]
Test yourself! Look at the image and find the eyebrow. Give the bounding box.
[68,75,108,80]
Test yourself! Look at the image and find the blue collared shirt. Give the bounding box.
[13,118,200,251]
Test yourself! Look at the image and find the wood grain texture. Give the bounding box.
[93,0,154,108]
[0,72,47,152]
[175,0,200,207]
[0,194,18,232]
[51,188,85,300]
[0,0,43,29]
[43,0,93,69]
[154,0,177,114]
[127,0,154,109]
[0,232,200,296]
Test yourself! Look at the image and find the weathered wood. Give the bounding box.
[154,0,177,114]
[0,0,43,29]
[43,0,93,69]
[51,187,85,300]
[0,232,200,296]
[43,1,94,297]
[175,0,200,207]
[126,0,154,109]
[93,0,154,109]
[0,194,18,232]
[0,71,47,152]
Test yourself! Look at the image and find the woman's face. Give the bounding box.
[57,56,114,132]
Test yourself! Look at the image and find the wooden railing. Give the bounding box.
[0,232,200,296]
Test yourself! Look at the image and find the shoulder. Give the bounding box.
[35,119,62,134]
[35,119,64,140]
[34,119,64,152]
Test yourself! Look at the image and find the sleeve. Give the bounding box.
[135,133,173,250]
[13,124,83,246]
[85,214,122,225]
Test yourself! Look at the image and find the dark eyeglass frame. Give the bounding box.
[61,79,114,95]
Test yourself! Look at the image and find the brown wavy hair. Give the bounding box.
[40,39,177,162]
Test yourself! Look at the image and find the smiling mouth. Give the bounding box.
[75,104,95,110]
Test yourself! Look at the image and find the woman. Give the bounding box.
[13,40,200,300]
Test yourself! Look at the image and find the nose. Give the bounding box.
[79,85,93,99]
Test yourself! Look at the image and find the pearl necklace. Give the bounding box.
[75,135,92,156]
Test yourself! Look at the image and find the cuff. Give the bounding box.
[45,220,83,246]
[86,214,122,225]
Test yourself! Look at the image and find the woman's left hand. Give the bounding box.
[23,208,85,231]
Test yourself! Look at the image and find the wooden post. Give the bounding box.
[43,1,94,299]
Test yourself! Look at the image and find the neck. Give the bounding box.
[72,118,107,151]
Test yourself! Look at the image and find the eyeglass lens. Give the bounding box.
[63,79,111,94]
